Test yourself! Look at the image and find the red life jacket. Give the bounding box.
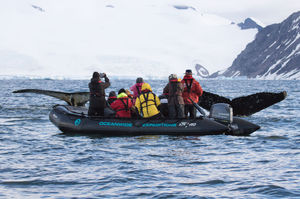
[107,96,117,105]
[181,75,203,104]
[110,97,133,118]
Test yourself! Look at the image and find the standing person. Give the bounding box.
[88,72,110,116]
[110,88,133,118]
[181,69,203,118]
[135,83,161,119]
[163,74,184,119]
[130,77,144,104]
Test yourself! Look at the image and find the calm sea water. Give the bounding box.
[0,79,299,199]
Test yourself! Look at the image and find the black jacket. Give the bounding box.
[89,76,110,109]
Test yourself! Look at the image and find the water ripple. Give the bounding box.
[233,184,300,197]
[0,79,299,198]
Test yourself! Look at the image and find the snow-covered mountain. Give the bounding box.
[0,0,258,79]
[237,17,265,31]
[212,11,300,80]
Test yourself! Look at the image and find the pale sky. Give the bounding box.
[197,0,300,25]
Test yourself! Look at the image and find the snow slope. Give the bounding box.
[0,0,256,79]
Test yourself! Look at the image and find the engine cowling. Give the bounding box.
[209,103,233,124]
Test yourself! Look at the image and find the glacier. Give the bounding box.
[0,0,262,79]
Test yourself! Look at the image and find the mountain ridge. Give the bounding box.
[211,11,300,80]
[237,17,264,31]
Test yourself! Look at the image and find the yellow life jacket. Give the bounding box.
[135,83,161,118]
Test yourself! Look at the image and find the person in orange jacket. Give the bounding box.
[181,69,203,118]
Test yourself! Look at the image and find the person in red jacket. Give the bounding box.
[181,69,203,118]
[107,91,117,105]
[110,88,133,118]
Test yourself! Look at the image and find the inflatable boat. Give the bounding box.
[49,103,260,136]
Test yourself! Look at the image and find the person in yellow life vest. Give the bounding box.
[135,83,161,119]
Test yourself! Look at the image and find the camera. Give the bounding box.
[99,73,106,78]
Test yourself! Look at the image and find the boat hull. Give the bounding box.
[49,105,260,136]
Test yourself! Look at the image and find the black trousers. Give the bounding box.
[160,103,169,118]
[168,104,184,119]
[88,107,104,116]
[88,96,105,116]
[184,104,196,119]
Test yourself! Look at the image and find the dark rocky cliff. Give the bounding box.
[237,18,263,31]
[213,11,300,79]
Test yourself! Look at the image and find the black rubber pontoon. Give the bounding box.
[49,105,260,136]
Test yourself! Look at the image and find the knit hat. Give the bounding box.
[185,69,193,75]
[109,91,116,97]
[136,77,144,83]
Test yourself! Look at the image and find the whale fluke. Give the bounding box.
[13,89,89,106]
[200,91,287,116]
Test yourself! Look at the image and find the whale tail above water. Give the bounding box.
[13,89,89,107]
[200,91,287,116]
[13,89,287,116]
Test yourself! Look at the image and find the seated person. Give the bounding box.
[107,91,117,105]
[110,88,133,118]
[135,83,161,119]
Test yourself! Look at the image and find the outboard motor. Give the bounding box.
[209,103,240,134]
[209,103,233,125]
[209,103,260,136]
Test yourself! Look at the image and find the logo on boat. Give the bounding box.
[74,119,81,126]
[142,123,177,127]
[178,122,197,127]
[98,122,132,127]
